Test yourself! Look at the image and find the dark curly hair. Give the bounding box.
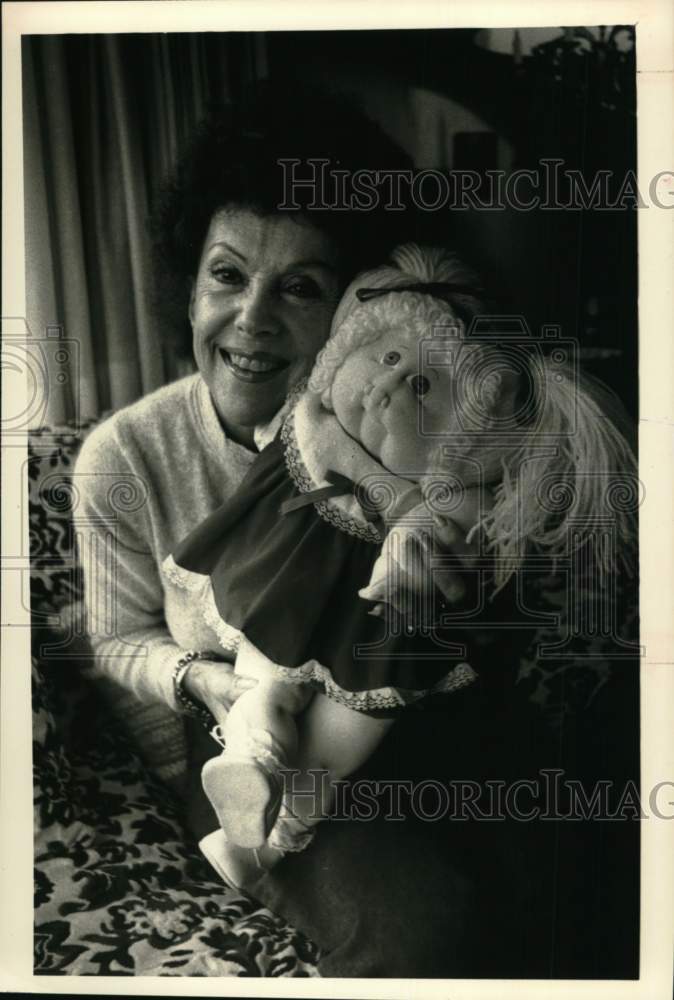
[151,81,415,358]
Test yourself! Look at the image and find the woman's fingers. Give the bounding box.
[208,665,258,716]
[435,570,466,604]
[431,516,480,604]
[381,521,472,608]
[432,515,479,562]
[231,674,258,696]
[182,656,257,723]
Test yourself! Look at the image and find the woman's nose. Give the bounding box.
[235,283,281,337]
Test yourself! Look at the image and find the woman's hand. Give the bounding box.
[360,509,480,619]
[182,657,257,727]
[431,514,480,604]
[428,485,491,604]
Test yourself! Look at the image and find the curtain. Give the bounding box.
[23,33,269,426]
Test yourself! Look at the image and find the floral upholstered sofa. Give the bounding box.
[30,420,319,976]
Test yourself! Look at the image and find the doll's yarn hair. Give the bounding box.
[422,336,639,588]
[308,243,485,401]
[477,360,638,589]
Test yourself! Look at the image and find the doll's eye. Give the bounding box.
[383,351,401,366]
[409,374,431,398]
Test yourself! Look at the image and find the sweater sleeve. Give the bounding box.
[74,417,182,711]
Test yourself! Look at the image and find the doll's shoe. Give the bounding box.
[199,829,284,891]
[201,728,285,849]
[200,801,316,890]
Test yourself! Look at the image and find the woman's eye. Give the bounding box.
[383,351,401,366]
[210,264,244,286]
[409,374,431,398]
[283,277,321,300]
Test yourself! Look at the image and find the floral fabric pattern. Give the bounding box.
[30,423,319,976]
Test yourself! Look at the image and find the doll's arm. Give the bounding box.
[359,487,490,616]
[430,484,494,542]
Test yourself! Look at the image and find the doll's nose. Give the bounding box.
[364,368,405,410]
[365,367,423,411]
[364,377,394,411]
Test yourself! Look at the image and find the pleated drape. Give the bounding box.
[23,33,269,425]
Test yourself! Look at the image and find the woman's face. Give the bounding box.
[190,207,342,445]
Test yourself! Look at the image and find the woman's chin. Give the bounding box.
[221,402,280,437]
[209,373,288,429]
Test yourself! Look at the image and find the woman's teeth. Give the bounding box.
[220,348,288,379]
[228,351,280,373]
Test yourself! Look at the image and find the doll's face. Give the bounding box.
[329,326,457,478]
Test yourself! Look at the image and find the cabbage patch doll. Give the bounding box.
[163,243,636,888]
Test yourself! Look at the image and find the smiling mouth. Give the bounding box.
[219,348,289,383]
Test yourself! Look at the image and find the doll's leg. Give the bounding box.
[202,677,313,848]
[202,692,393,888]
[279,692,395,829]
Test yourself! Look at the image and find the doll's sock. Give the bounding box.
[267,797,317,854]
[201,727,286,849]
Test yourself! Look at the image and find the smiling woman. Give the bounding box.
[73,80,415,803]
[189,209,342,446]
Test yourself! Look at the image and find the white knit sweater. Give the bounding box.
[75,374,276,778]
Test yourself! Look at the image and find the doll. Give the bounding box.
[163,244,637,888]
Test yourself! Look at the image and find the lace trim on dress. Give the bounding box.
[202,586,242,656]
[256,657,477,712]
[280,403,381,545]
[427,661,477,697]
[162,552,207,592]
[188,579,475,710]
[163,554,242,655]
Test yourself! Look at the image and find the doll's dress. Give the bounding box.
[163,390,478,716]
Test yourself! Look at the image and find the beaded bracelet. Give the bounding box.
[172,650,216,730]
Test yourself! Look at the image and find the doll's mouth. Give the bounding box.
[219,348,289,382]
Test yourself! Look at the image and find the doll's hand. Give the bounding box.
[182,657,257,728]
